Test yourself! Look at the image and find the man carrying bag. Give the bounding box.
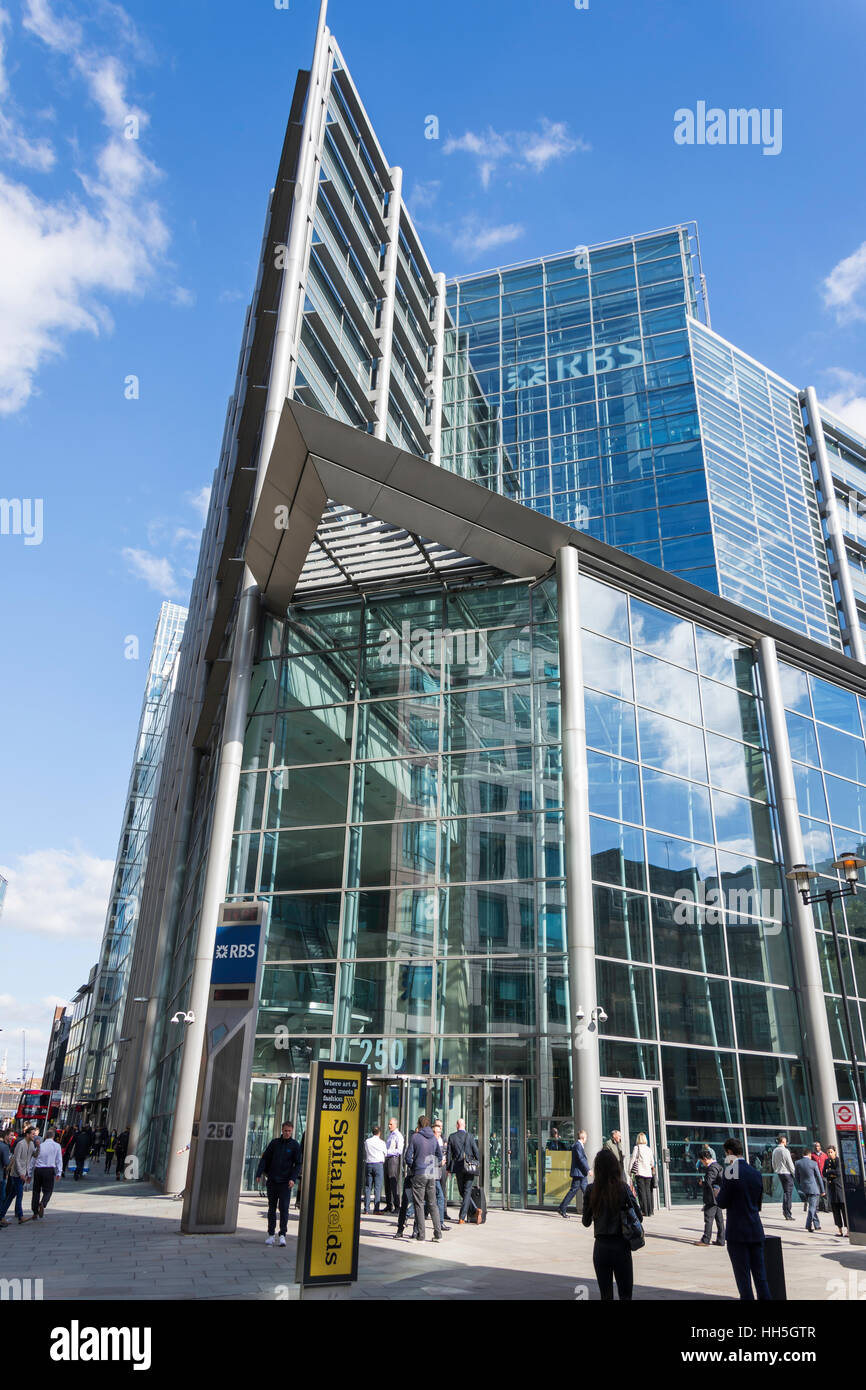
[446,1117,481,1224]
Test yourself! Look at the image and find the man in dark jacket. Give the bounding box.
[605,1130,626,1176]
[794,1148,826,1232]
[256,1121,302,1246]
[405,1116,443,1242]
[72,1125,92,1181]
[446,1118,481,1224]
[694,1148,725,1246]
[717,1139,771,1300]
[558,1130,589,1218]
[114,1127,131,1181]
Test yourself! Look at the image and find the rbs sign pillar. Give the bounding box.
[181,902,268,1234]
[296,1061,367,1287]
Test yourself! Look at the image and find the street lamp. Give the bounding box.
[786,854,866,1186]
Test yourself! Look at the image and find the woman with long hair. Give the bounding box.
[824,1146,848,1238]
[582,1146,644,1300]
[629,1131,656,1218]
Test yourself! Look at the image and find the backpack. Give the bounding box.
[621,1190,645,1251]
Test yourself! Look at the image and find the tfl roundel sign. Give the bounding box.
[834,1102,861,1132]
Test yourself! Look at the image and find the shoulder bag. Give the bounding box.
[461,1132,479,1176]
[621,1188,645,1251]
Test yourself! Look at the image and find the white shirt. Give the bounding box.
[385,1127,404,1156]
[32,1138,63,1178]
[364,1135,387,1164]
[630,1143,654,1178]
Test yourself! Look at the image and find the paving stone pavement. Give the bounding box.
[2,1167,865,1301]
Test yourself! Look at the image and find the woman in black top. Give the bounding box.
[582,1147,643,1300]
[824,1146,847,1237]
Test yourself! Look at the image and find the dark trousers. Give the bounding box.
[701,1204,725,1244]
[410,1175,441,1239]
[726,1240,771,1300]
[32,1169,55,1215]
[115,1151,127,1179]
[266,1179,291,1235]
[593,1235,633,1300]
[635,1175,654,1217]
[104,1151,114,1173]
[396,1179,415,1233]
[364,1162,384,1212]
[456,1169,477,1221]
[0,1175,24,1221]
[831,1199,846,1230]
[73,1153,89,1179]
[384,1157,401,1211]
[778,1172,793,1218]
[558,1177,586,1215]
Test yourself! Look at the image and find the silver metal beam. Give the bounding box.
[556,544,603,1158]
[429,270,446,466]
[803,385,866,664]
[373,165,402,440]
[756,634,838,1145]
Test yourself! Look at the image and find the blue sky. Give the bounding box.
[1,0,865,1074]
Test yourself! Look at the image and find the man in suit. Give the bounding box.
[717,1138,772,1300]
[794,1147,826,1232]
[557,1129,589,1218]
[446,1118,481,1225]
[605,1129,625,1176]
[694,1148,725,1246]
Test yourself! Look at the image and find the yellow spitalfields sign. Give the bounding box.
[297,1062,367,1286]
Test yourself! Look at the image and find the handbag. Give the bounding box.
[621,1191,645,1251]
[461,1133,479,1176]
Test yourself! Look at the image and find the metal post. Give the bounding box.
[556,545,602,1157]
[802,386,866,664]
[428,270,447,466]
[373,165,403,440]
[756,635,838,1144]
[825,893,866,1186]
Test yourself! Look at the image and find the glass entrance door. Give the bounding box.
[430,1077,525,1210]
[601,1083,667,1207]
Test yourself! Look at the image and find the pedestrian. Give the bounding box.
[72,1124,92,1181]
[716,1139,771,1300]
[432,1120,451,1231]
[823,1146,847,1238]
[1,1127,35,1224]
[256,1120,302,1247]
[771,1134,795,1221]
[30,1127,63,1219]
[794,1147,826,1233]
[629,1131,656,1217]
[393,1171,416,1239]
[694,1148,725,1247]
[404,1115,442,1243]
[363,1124,387,1214]
[114,1127,130,1181]
[446,1116,481,1225]
[605,1128,626,1177]
[295,1130,304,1210]
[811,1141,828,1175]
[384,1116,403,1213]
[0,1128,12,1229]
[545,1127,567,1151]
[558,1129,589,1218]
[581,1145,644,1301]
[61,1127,75,1176]
[91,1126,104,1161]
[104,1130,117,1174]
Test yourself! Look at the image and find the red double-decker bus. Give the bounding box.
[14,1088,60,1129]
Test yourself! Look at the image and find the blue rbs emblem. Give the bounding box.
[211,922,260,984]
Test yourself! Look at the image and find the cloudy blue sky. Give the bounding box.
[1,0,865,1075]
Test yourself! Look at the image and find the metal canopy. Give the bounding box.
[245,400,574,613]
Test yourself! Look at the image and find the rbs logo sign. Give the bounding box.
[211,925,261,984]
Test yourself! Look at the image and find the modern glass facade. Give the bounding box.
[110,7,866,1213]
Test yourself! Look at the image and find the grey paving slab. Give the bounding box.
[2,1167,865,1300]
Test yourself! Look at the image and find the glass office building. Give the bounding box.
[111,3,866,1209]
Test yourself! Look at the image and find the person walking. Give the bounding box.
[384,1116,403,1213]
[256,1120,302,1247]
[363,1125,387,1215]
[811,1141,828,1175]
[771,1135,796,1221]
[432,1120,451,1232]
[61,1127,76,1176]
[1,1127,35,1225]
[404,1115,442,1243]
[605,1129,626,1178]
[694,1148,725,1247]
[72,1124,92,1181]
[824,1146,848,1238]
[446,1117,481,1225]
[581,1146,644,1301]
[104,1130,117,1175]
[794,1147,826,1233]
[30,1127,63,1219]
[717,1139,771,1300]
[558,1129,589,1218]
[114,1127,130,1181]
[0,1129,12,1229]
[629,1131,656,1218]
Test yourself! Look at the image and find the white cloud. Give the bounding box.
[0,0,170,413]
[452,219,524,259]
[0,4,56,170]
[443,119,589,189]
[218,288,245,304]
[171,285,195,308]
[406,179,440,213]
[822,242,866,323]
[0,848,113,939]
[820,368,866,439]
[122,547,182,598]
[187,485,211,522]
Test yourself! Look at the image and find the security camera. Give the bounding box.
[170,1011,195,1025]
[596,1008,608,1023]
[575,1006,585,1023]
